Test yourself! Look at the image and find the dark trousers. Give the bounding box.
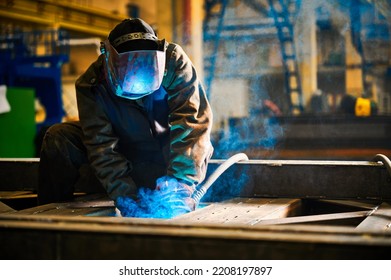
[38,121,167,205]
[38,122,105,205]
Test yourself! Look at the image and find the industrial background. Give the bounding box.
[0,0,391,259]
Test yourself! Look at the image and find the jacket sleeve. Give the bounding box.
[75,56,137,201]
[163,44,214,187]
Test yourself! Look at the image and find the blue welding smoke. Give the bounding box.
[116,153,249,218]
[213,114,284,159]
[116,186,191,219]
[200,165,250,203]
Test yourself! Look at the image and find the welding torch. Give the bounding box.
[191,152,249,207]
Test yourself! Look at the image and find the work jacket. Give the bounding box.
[75,42,214,201]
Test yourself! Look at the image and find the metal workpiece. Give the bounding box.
[0,157,390,200]
[1,157,391,259]
[0,198,391,260]
[0,197,391,259]
[204,159,391,202]
[0,158,39,191]
[1,158,390,200]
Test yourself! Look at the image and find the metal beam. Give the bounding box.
[0,201,15,214]
[0,212,391,259]
[253,210,369,226]
[203,159,391,201]
[355,202,391,231]
[0,0,124,37]
[242,0,270,16]
[1,195,391,259]
[224,115,391,151]
[0,158,39,192]
[1,158,390,202]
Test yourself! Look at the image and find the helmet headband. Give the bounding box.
[112,32,158,48]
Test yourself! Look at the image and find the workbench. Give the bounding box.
[0,158,390,259]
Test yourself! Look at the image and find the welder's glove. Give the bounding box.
[155,175,196,212]
[114,176,196,219]
[115,195,139,217]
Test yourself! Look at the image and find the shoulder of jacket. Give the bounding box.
[164,42,175,58]
[76,55,104,88]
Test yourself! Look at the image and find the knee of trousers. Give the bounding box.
[41,123,82,160]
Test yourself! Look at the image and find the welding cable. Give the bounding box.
[372,154,391,177]
[192,152,249,206]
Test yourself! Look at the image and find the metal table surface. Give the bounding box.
[0,158,390,259]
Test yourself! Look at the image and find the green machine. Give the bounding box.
[0,87,36,158]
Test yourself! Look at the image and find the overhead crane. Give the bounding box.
[203,0,391,114]
[203,0,304,114]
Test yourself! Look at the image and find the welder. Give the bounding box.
[38,18,214,216]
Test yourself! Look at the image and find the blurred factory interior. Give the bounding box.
[0,0,390,160]
[1,1,391,259]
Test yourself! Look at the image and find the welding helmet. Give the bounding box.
[101,18,166,100]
